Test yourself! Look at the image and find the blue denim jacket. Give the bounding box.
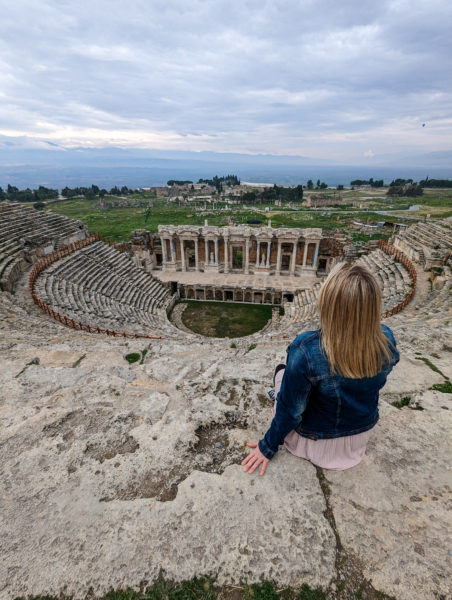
[259,325,399,459]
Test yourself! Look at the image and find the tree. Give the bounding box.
[0,187,5,201]
[306,180,313,190]
[33,201,45,210]
[386,184,423,197]
[337,185,344,191]
[242,191,256,203]
[33,186,58,202]
[316,179,321,189]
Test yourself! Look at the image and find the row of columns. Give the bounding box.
[161,235,320,273]
[185,285,282,304]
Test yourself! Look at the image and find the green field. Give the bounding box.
[176,300,272,337]
[44,187,452,243]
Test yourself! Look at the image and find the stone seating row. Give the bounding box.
[394,220,452,263]
[357,249,412,311]
[43,242,168,310]
[263,249,413,338]
[35,275,172,335]
[35,240,177,337]
[266,282,322,338]
[0,203,88,292]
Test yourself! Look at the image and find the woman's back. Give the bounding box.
[285,324,399,441]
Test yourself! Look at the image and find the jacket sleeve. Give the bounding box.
[258,342,312,459]
[382,325,400,367]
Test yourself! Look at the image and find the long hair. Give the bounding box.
[317,262,393,378]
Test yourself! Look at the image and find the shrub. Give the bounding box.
[392,396,411,409]
[125,353,140,364]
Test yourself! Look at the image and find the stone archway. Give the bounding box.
[232,246,243,270]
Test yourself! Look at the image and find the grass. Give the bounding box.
[392,396,411,409]
[71,354,86,368]
[14,578,329,600]
[45,190,451,244]
[13,578,330,600]
[429,381,452,393]
[415,356,449,380]
[179,300,272,338]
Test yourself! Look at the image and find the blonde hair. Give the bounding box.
[317,262,392,378]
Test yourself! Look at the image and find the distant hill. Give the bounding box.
[0,136,451,189]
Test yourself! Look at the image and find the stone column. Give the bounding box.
[223,236,229,273]
[205,239,210,265]
[290,240,297,275]
[276,240,282,275]
[161,237,168,263]
[255,241,261,267]
[313,242,319,268]
[170,238,176,262]
[244,238,250,274]
[194,238,199,271]
[266,241,271,268]
[302,241,308,266]
[214,238,219,264]
[180,238,186,271]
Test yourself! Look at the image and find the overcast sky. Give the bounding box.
[0,0,451,163]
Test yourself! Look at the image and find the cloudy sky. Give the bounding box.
[1,0,451,163]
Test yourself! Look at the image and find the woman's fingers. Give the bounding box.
[247,457,262,474]
[242,453,260,471]
[241,443,269,476]
[241,453,254,466]
[242,454,258,471]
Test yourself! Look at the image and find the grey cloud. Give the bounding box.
[0,0,450,161]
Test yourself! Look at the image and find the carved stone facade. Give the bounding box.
[151,225,339,276]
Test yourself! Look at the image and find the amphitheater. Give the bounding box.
[0,201,451,600]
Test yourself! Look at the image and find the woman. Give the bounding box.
[242,262,399,475]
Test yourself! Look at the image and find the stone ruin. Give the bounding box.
[0,202,451,600]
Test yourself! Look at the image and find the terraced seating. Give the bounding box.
[357,249,412,312]
[264,247,414,339]
[263,282,322,338]
[34,240,179,337]
[0,203,88,292]
[394,220,452,267]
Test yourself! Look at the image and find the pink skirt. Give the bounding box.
[273,369,373,470]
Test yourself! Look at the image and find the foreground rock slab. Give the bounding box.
[1,278,452,600]
[327,399,452,600]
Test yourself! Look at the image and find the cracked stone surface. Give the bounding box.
[1,266,451,600]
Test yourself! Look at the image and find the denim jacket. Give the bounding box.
[259,325,399,460]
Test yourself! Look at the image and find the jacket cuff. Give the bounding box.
[258,438,276,460]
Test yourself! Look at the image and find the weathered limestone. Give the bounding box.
[0,213,451,599]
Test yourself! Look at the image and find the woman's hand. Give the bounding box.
[241,442,270,476]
